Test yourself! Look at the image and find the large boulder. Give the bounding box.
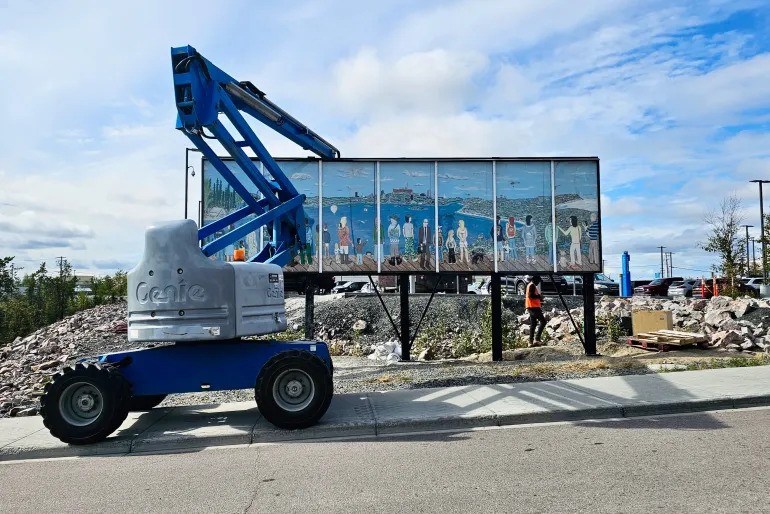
[704,309,734,327]
[730,298,756,319]
[710,296,733,310]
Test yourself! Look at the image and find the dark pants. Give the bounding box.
[528,307,546,343]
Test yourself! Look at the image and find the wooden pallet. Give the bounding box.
[626,330,709,352]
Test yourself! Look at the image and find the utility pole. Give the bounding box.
[56,256,66,320]
[752,238,757,274]
[185,148,201,220]
[741,225,753,277]
[750,180,770,284]
[658,246,665,278]
[666,252,673,277]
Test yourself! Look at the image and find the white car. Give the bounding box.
[668,279,698,297]
[742,277,764,292]
[466,279,490,295]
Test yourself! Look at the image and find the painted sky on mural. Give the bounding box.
[2,1,770,279]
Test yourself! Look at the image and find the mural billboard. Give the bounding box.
[201,157,601,274]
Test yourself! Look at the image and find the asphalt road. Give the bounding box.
[2,407,770,513]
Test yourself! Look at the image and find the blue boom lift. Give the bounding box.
[39,45,338,444]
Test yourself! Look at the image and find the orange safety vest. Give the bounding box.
[525,282,541,309]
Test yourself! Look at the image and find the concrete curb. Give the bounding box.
[3,366,770,462]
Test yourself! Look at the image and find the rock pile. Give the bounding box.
[0,302,132,418]
[529,294,770,352]
[4,293,768,418]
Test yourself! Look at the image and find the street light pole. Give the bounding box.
[741,224,753,277]
[750,180,770,283]
[185,148,201,219]
[658,246,665,278]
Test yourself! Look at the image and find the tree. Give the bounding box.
[700,195,745,281]
[0,256,17,301]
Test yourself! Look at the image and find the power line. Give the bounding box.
[672,266,713,273]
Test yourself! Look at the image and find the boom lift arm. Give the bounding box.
[171,45,340,266]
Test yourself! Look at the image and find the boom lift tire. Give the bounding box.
[255,350,333,429]
[40,363,130,445]
[128,394,167,411]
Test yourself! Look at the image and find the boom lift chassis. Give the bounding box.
[39,45,337,444]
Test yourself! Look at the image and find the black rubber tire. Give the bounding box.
[128,394,167,411]
[40,363,130,445]
[255,350,333,430]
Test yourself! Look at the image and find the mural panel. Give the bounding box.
[437,161,494,273]
[320,161,377,273]
[494,161,554,273]
[554,160,601,272]
[278,160,319,272]
[201,159,261,263]
[379,161,436,272]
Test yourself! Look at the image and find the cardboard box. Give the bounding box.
[631,310,673,335]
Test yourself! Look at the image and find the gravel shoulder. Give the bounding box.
[156,342,761,408]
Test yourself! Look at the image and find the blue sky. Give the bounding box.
[1,1,770,279]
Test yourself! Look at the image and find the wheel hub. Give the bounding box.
[59,381,105,427]
[76,393,96,412]
[272,369,316,413]
[285,380,303,398]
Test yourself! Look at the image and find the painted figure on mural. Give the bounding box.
[583,212,599,265]
[505,216,517,261]
[471,234,486,266]
[334,242,341,264]
[403,215,416,261]
[544,221,554,264]
[418,219,432,269]
[355,237,367,265]
[436,225,444,263]
[457,219,469,265]
[491,215,505,262]
[338,216,351,264]
[388,215,401,260]
[300,217,313,265]
[558,215,583,267]
[322,223,331,262]
[446,229,457,264]
[521,215,537,264]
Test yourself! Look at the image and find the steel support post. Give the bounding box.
[304,275,315,340]
[582,273,598,356]
[400,274,411,361]
[491,273,503,362]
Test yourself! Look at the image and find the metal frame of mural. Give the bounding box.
[202,157,601,275]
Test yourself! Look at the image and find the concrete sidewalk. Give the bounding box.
[2,366,770,462]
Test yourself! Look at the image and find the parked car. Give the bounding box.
[667,279,699,297]
[74,285,93,295]
[283,274,335,295]
[503,275,568,296]
[467,279,490,295]
[331,281,367,294]
[563,274,619,296]
[692,278,756,299]
[742,277,764,292]
[633,277,684,297]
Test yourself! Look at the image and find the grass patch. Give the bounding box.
[681,353,770,371]
[513,357,644,377]
[366,373,412,384]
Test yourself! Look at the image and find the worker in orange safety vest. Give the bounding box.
[525,275,546,347]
